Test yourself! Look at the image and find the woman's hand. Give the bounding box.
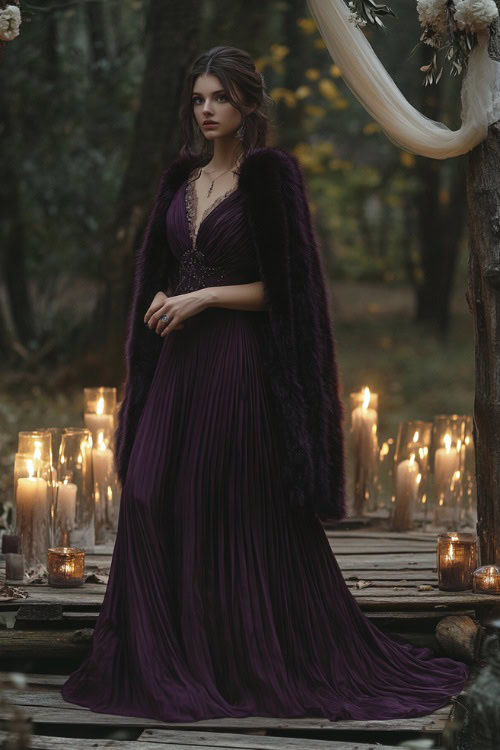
[144,290,209,336]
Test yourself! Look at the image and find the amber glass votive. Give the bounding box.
[47,547,85,587]
[473,565,500,595]
[437,532,477,591]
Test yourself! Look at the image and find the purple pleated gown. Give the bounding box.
[61,172,469,722]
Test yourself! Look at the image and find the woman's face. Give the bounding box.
[191,73,243,141]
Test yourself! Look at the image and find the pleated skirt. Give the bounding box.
[61,306,469,721]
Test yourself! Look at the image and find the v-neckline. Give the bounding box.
[184,167,239,249]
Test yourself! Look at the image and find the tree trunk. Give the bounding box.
[414,48,467,339]
[466,25,500,565]
[92,0,203,387]
[0,63,33,360]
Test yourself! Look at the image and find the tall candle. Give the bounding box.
[57,481,77,545]
[92,446,113,486]
[16,467,49,568]
[434,434,459,499]
[392,455,420,531]
[84,412,114,440]
[351,387,378,515]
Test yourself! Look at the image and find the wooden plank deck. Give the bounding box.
[2,530,499,621]
[0,530,482,748]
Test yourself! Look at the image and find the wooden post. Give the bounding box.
[466,23,500,565]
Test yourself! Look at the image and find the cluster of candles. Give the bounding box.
[7,387,121,583]
[436,532,500,594]
[349,387,476,532]
[2,533,85,587]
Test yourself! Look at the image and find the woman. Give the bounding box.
[61,46,469,722]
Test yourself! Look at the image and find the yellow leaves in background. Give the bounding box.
[328,159,352,171]
[297,17,317,34]
[270,87,297,108]
[318,78,349,110]
[305,68,321,80]
[438,190,450,205]
[363,122,380,135]
[293,141,337,173]
[295,85,312,100]
[330,64,342,78]
[256,44,289,75]
[314,38,326,49]
[400,151,416,168]
[305,104,326,118]
[271,44,289,62]
[319,78,340,99]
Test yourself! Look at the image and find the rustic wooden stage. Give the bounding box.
[1,528,498,749]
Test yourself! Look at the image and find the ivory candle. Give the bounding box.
[57,480,77,546]
[15,465,49,568]
[57,481,77,528]
[84,412,114,440]
[434,434,459,498]
[392,455,420,531]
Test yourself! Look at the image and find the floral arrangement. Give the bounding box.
[346,0,500,84]
[0,1,21,44]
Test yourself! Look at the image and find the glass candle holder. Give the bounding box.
[391,420,432,532]
[18,430,51,463]
[47,547,85,587]
[431,415,467,528]
[40,427,66,546]
[375,437,396,512]
[458,415,477,528]
[349,387,379,516]
[473,565,500,595]
[58,429,95,550]
[437,532,478,591]
[83,387,117,449]
[14,453,51,569]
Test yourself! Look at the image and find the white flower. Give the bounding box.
[453,0,498,31]
[0,4,21,42]
[347,9,368,27]
[416,0,450,35]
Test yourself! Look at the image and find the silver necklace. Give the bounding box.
[201,165,235,198]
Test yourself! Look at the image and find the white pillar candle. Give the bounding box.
[84,413,114,440]
[92,446,114,486]
[392,456,420,531]
[57,481,77,530]
[351,405,377,464]
[16,472,49,567]
[434,434,459,501]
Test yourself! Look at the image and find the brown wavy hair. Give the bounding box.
[179,46,276,161]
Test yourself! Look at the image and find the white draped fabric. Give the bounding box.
[306,0,500,158]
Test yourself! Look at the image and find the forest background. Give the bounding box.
[0,0,473,510]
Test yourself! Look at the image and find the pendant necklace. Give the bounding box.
[202,166,235,198]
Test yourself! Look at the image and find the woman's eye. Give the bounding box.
[192,94,227,105]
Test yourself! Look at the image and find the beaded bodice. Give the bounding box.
[165,166,260,297]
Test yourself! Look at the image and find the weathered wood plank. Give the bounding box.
[0,701,451,733]
[0,730,403,750]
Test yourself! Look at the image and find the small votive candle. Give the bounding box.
[437,532,477,591]
[5,553,24,583]
[2,534,21,554]
[47,547,85,588]
[473,565,500,595]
